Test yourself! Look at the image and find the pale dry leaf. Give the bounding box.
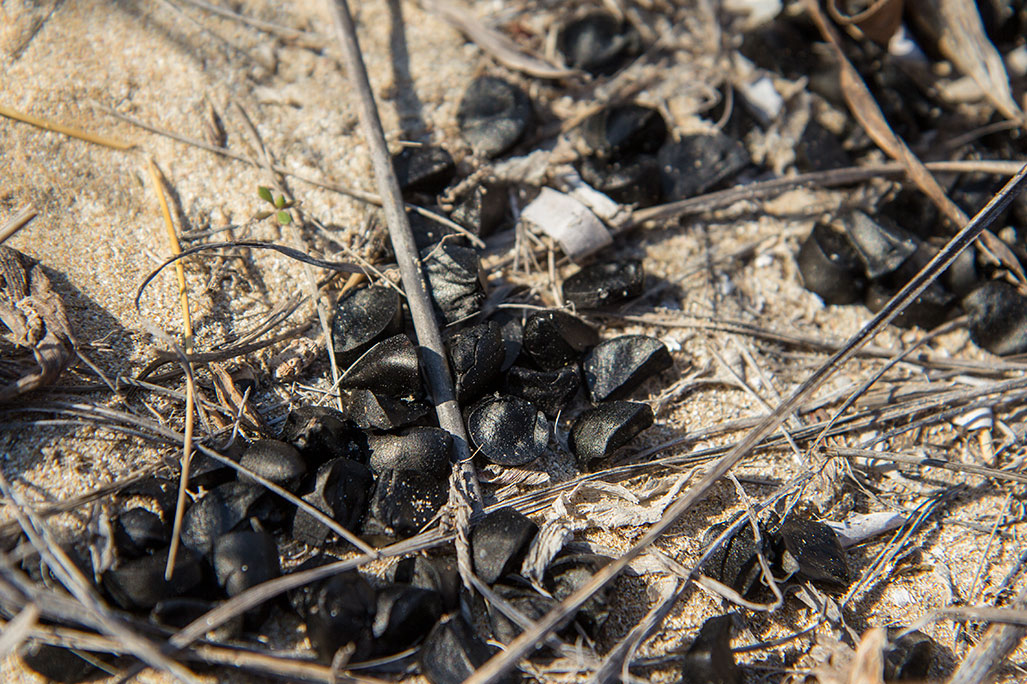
[847,627,886,684]
[521,518,574,585]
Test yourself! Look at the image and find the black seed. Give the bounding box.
[279,405,370,466]
[699,519,774,597]
[410,208,463,250]
[392,145,456,196]
[331,284,403,368]
[151,597,242,640]
[884,629,936,682]
[583,335,672,401]
[300,571,376,662]
[563,260,646,309]
[795,119,851,173]
[422,243,486,324]
[503,364,581,417]
[841,211,918,279]
[292,457,373,547]
[581,104,667,159]
[447,321,505,402]
[797,223,866,305]
[457,76,533,158]
[521,310,599,370]
[238,439,306,488]
[181,481,266,556]
[18,642,102,683]
[545,553,612,639]
[471,507,539,584]
[468,395,550,466]
[681,615,741,684]
[962,281,1027,355]
[373,584,444,655]
[340,389,430,430]
[657,132,750,200]
[578,154,663,206]
[340,333,422,398]
[863,241,955,330]
[420,615,494,684]
[369,469,450,537]
[114,507,168,559]
[212,530,281,596]
[451,182,510,238]
[394,554,461,611]
[489,583,560,644]
[557,12,640,75]
[103,546,205,611]
[491,311,523,371]
[941,246,979,298]
[775,517,850,588]
[368,427,453,478]
[570,401,654,463]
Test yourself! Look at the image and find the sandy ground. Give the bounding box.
[2,1,1027,682]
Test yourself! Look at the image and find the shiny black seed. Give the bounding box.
[212,530,280,596]
[447,321,505,402]
[394,554,461,611]
[457,76,533,158]
[775,517,850,588]
[489,583,559,644]
[841,211,917,279]
[340,333,423,398]
[795,119,851,173]
[238,439,306,488]
[578,154,662,206]
[369,469,449,537]
[884,629,936,681]
[301,571,376,662]
[468,395,550,466]
[582,104,667,159]
[339,389,430,430]
[522,310,599,370]
[114,507,168,558]
[962,281,1027,355]
[422,243,486,324]
[471,507,539,584]
[331,285,403,368]
[942,246,979,298]
[492,311,523,371]
[699,520,773,597]
[368,427,453,478]
[181,481,266,556]
[373,584,444,655]
[292,457,373,547]
[392,145,456,196]
[279,405,369,466]
[151,597,241,640]
[557,12,640,75]
[570,401,654,463]
[409,208,463,250]
[681,615,741,684]
[583,335,672,402]
[797,223,866,305]
[657,133,750,200]
[863,241,955,330]
[420,615,494,684]
[18,642,101,684]
[545,553,612,638]
[103,546,204,611]
[563,260,645,309]
[503,364,580,417]
[451,182,509,238]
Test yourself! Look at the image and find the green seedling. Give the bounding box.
[256,186,294,225]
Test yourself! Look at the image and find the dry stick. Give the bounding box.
[0,103,134,150]
[0,206,37,245]
[948,583,1027,684]
[326,0,483,532]
[462,161,1027,684]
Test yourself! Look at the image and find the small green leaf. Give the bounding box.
[257,186,273,204]
[254,210,273,220]
[276,210,292,225]
[275,194,287,209]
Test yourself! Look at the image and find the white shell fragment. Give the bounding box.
[520,187,612,261]
[826,512,906,548]
[952,407,993,432]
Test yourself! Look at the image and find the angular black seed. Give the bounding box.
[292,457,373,547]
[368,427,453,478]
[471,507,539,584]
[492,311,523,371]
[775,517,850,588]
[563,260,646,309]
[581,104,667,159]
[301,571,376,662]
[392,145,456,196]
[340,333,422,398]
[503,364,580,417]
[522,310,599,370]
[457,76,533,158]
[557,12,640,75]
[422,243,486,324]
[447,321,505,402]
[151,598,242,641]
[279,405,370,466]
[103,546,204,611]
[570,401,654,463]
[420,615,495,684]
[578,153,663,206]
[545,553,612,638]
[797,223,866,305]
[238,439,306,488]
[658,132,750,200]
[583,335,672,402]
[212,530,281,596]
[468,395,550,466]
[795,119,851,173]
[864,282,952,330]
[409,208,462,250]
[339,389,430,430]
[451,182,509,238]
[489,583,560,644]
[699,518,777,597]
[942,246,979,298]
[681,615,741,684]
[114,507,168,559]
[841,211,917,279]
[369,469,449,537]
[18,642,101,684]
[331,285,403,368]
[181,481,265,556]
[884,629,936,682]
[394,554,461,611]
[962,281,1027,355]
[372,584,444,655]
